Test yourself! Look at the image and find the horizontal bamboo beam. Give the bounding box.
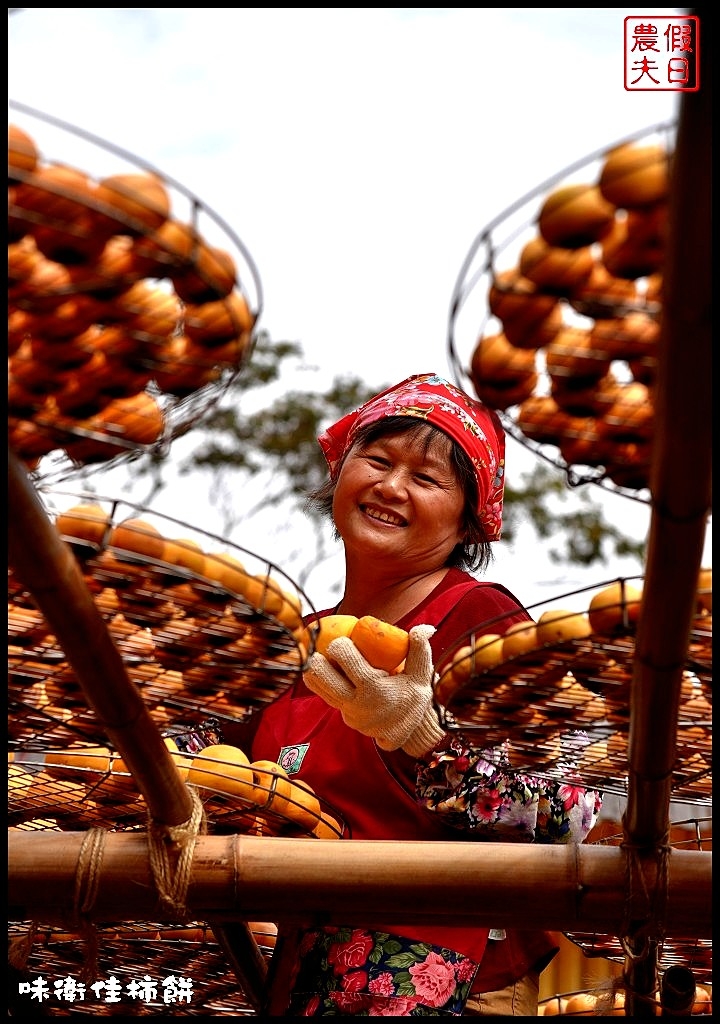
[8,832,711,937]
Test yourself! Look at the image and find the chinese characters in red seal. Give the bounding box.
[624,15,700,92]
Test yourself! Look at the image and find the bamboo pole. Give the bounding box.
[625,10,712,848]
[622,17,711,1016]
[8,832,711,937]
[7,448,267,1008]
[8,447,193,830]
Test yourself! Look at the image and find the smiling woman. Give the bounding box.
[7,9,688,1016]
[222,372,603,1016]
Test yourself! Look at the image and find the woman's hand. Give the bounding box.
[304,624,446,757]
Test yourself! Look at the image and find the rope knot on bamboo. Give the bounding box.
[619,819,671,961]
[147,786,207,920]
[71,826,107,982]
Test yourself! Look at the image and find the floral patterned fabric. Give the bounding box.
[415,736,603,843]
[285,926,479,1016]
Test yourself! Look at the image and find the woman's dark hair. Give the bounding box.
[305,417,494,573]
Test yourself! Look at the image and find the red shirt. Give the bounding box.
[251,569,558,987]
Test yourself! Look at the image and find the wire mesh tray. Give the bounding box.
[433,578,711,803]
[446,120,676,500]
[8,492,319,750]
[9,751,347,839]
[561,817,712,987]
[9,921,267,1016]
[8,100,263,480]
[538,978,712,1016]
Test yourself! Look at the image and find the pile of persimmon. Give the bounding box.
[467,139,674,492]
[298,614,410,674]
[539,981,712,1016]
[53,503,304,633]
[185,743,342,838]
[434,571,711,756]
[29,740,342,838]
[436,580,644,704]
[8,121,256,471]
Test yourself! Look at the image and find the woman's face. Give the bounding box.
[332,427,466,573]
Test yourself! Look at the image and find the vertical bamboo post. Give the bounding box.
[622,14,711,1015]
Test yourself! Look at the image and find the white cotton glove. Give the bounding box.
[304,624,446,757]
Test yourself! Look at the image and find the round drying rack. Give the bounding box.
[447,119,677,503]
[432,576,711,805]
[9,747,348,840]
[8,920,269,1016]
[8,489,353,840]
[8,489,318,750]
[8,100,264,482]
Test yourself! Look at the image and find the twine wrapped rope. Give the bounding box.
[618,815,672,1010]
[8,789,207,985]
[72,826,107,982]
[619,825,670,958]
[8,827,108,983]
[147,785,207,920]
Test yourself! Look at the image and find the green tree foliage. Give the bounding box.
[185,344,378,511]
[501,462,646,566]
[105,331,646,574]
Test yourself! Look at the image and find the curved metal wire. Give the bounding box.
[9,99,264,318]
[447,119,678,504]
[9,101,265,480]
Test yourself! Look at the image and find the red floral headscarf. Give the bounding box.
[317,372,506,542]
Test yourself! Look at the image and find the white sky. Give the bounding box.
[9,8,710,613]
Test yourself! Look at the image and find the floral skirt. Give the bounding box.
[284,926,479,1016]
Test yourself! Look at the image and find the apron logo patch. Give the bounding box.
[278,744,309,775]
